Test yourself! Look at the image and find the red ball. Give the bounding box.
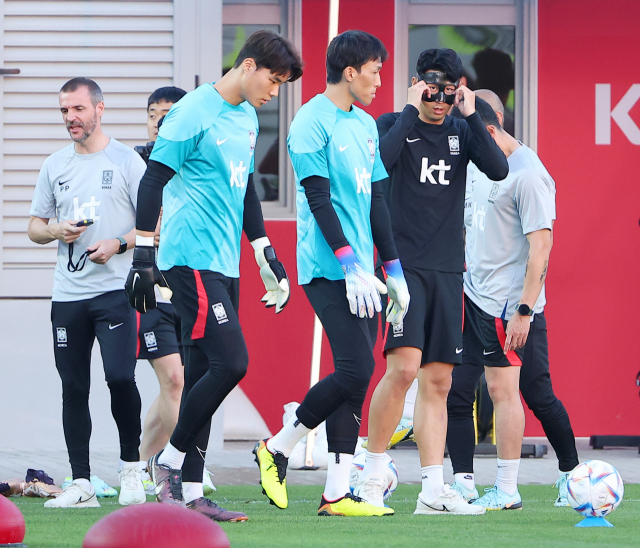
[82,503,230,548]
[0,495,26,544]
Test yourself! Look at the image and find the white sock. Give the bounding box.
[496,458,520,495]
[323,453,354,501]
[362,451,386,477]
[420,465,444,502]
[183,482,204,504]
[454,472,475,491]
[267,414,311,458]
[158,442,186,470]
[402,378,418,419]
[73,478,94,494]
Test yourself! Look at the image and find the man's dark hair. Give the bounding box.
[326,30,388,85]
[451,96,502,129]
[60,77,103,106]
[233,30,303,82]
[416,48,463,83]
[472,48,514,98]
[147,86,187,110]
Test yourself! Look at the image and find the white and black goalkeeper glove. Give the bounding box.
[253,238,290,314]
[335,246,387,319]
[125,243,172,313]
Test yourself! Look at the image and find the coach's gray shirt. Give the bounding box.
[30,139,146,302]
[463,144,556,320]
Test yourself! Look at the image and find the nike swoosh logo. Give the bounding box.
[58,179,71,186]
[216,138,228,145]
[406,138,420,143]
[455,348,463,354]
[353,413,362,425]
[339,145,349,152]
[483,350,496,355]
[109,323,124,330]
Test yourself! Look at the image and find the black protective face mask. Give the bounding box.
[419,71,458,104]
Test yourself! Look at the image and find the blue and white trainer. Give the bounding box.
[553,472,570,507]
[449,482,479,502]
[472,486,522,511]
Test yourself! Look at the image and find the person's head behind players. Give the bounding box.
[59,77,104,144]
[325,30,388,107]
[413,48,463,124]
[231,30,303,108]
[147,86,187,141]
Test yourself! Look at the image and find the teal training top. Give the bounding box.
[288,94,388,285]
[151,83,258,277]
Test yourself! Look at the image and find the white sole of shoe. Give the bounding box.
[414,501,486,515]
[118,493,146,505]
[45,497,101,509]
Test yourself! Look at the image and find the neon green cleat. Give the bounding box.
[253,439,288,509]
[361,417,413,450]
[318,493,394,516]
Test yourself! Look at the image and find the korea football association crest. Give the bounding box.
[367,138,375,159]
[448,135,460,155]
[249,131,256,151]
[212,303,228,324]
[56,327,68,347]
[102,170,113,189]
[144,331,158,352]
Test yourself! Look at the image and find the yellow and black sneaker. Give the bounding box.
[253,439,288,509]
[362,417,414,450]
[318,493,394,516]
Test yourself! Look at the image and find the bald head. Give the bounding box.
[475,89,504,117]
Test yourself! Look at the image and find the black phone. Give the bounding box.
[75,219,94,227]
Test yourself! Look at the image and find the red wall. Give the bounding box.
[535,0,640,435]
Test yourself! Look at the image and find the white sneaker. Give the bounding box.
[202,468,216,495]
[44,481,101,508]
[414,485,486,515]
[353,472,387,508]
[118,463,146,505]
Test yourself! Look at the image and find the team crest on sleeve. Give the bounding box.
[367,138,375,159]
[448,136,460,155]
[249,131,256,151]
[102,170,113,189]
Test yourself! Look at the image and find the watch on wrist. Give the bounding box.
[116,236,128,255]
[516,303,533,316]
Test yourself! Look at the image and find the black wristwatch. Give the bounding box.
[116,236,128,255]
[516,303,533,316]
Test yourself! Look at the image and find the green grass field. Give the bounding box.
[12,484,640,548]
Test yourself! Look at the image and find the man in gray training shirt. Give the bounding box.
[446,91,578,511]
[28,77,147,508]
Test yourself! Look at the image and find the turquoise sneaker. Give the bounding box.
[61,476,72,489]
[449,481,480,502]
[91,475,117,497]
[472,485,522,510]
[553,472,570,507]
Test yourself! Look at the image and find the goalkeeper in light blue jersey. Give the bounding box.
[255,30,410,517]
[125,31,303,523]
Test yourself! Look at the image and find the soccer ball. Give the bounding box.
[566,460,624,518]
[349,447,398,501]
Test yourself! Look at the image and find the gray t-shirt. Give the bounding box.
[30,139,146,302]
[463,144,556,320]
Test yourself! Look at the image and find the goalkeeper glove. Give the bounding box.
[253,238,290,314]
[383,259,410,325]
[336,246,387,319]
[125,242,172,313]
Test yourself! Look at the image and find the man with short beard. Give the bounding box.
[28,77,147,508]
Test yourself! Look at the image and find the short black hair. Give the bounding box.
[467,96,502,128]
[326,30,388,85]
[233,30,303,82]
[416,49,463,83]
[147,86,187,110]
[60,77,103,106]
[472,48,514,97]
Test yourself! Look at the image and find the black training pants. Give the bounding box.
[51,290,142,480]
[447,309,579,473]
[295,278,378,455]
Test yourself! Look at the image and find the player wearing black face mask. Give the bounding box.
[356,48,508,514]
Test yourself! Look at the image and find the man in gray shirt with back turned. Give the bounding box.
[28,77,147,508]
[446,92,579,511]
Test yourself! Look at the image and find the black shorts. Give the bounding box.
[161,266,241,344]
[136,302,182,361]
[462,294,523,367]
[383,267,463,365]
